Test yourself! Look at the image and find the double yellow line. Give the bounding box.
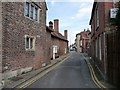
[81,53,108,89]
[16,54,72,89]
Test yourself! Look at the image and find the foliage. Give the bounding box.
[111,2,120,31]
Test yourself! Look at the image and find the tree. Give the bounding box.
[111,2,120,31]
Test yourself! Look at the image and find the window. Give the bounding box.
[99,36,102,60]
[96,7,99,28]
[30,5,34,19]
[34,7,38,21]
[26,37,29,49]
[25,2,29,17]
[30,38,33,49]
[95,38,98,58]
[25,35,35,50]
[65,48,67,54]
[25,2,39,22]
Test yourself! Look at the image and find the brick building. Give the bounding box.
[79,29,91,53]
[1,1,50,79]
[75,29,91,53]
[89,1,117,81]
[47,19,68,60]
[75,33,81,52]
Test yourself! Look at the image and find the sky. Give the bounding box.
[46,0,94,45]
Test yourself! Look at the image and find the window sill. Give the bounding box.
[24,15,39,23]
[25,49,35,52]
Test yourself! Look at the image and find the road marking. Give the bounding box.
[17,53,72,89]
[81,53,108,89]
[87,63,102,88]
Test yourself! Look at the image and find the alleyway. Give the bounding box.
[23,52,98,88]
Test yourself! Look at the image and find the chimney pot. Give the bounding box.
[49,21,53,29]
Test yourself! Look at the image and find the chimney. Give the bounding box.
[64,30,68,39]
[54,19,59,32]
[49,21,53,29]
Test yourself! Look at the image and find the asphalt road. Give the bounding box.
[27,52,98,88]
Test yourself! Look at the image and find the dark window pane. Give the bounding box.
[30,5,34,19]
[35,8,38,21]
[26,37,29,49]
[25,2,29,17]
[30,38,33,49]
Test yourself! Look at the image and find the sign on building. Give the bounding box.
[110,8,118,18]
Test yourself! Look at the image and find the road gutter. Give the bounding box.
[81,53,108,89]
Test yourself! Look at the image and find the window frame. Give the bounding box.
[96,7,99,28]
[95,38,98,58]
[99,36,102,61]
[24,2,40,22]
[25,35,36,51]
[25,2,29,17]
[30,4,34,19]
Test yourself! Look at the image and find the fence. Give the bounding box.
[106,31,120,87]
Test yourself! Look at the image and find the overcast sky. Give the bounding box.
[46,0,93,45]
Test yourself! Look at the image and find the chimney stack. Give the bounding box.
[54,19,59,33]
[49,21,53,29]
[64,30,68,39]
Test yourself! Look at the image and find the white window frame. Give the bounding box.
[25,35,36,51]
[96,7,99,28]
[99,36,102,61]
[96,38,98,58]
[65,48,67,54]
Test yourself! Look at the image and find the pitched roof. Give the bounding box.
[46,26,54,32]
[76,33,81,37]
[80,30,91,40]
[51,32,68,42]
[46,26,68,42]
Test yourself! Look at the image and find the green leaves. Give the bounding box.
[111,2,120,31]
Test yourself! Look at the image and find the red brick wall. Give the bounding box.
[2,2,49,72]
[51,36,68,59]
[90,2,114,76]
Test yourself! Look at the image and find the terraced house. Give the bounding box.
[1,1,49,80]
[46,19,68,60]
[89,1,120,86]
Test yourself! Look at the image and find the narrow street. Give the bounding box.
[24,52,98,88]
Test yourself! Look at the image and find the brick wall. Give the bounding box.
[90,2,114,78]
[2,2,49,73]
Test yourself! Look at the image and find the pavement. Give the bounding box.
[81,53,116,89]
[17,52,98,88]
[4,53,70,88]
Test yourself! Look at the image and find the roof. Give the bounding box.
[46,26,68,42]
[51,32,68,42]
[89,2,97,25]
[80,30,91,40]
[76,33,81,37]
[46,26,54,32]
